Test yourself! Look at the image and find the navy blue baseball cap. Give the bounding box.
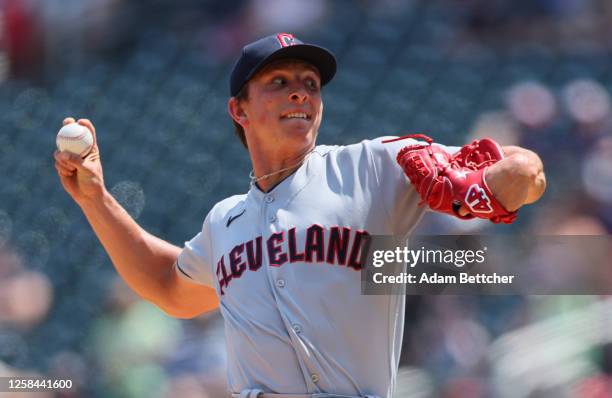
[230,33,337,96]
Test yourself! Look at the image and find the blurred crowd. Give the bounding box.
[1,0,612,397]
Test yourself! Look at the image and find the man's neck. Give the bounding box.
[249,144,314,192]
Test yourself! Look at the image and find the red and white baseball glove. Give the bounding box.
[385,134,517,224]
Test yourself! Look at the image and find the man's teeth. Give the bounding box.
[284,113,308,119]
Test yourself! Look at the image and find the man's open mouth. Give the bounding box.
[281,112,311,120]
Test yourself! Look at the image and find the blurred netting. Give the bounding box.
[1,0,612,397]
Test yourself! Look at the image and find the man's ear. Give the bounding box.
[228,97,248,125]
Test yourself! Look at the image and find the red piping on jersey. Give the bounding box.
[382,133,433,144]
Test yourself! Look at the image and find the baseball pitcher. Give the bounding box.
[53,33,546,398]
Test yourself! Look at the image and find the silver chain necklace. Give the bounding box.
[249,149,314,185]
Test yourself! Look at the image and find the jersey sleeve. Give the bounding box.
[175,212,215,287]
[364,137,459,237]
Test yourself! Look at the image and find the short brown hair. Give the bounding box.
[232,84,249,149]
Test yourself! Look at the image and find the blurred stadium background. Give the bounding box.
[1,0,612,397]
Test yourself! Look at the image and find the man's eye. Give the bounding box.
[272,77,285,85]
[306,79,319,89]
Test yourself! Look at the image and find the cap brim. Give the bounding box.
[244,44,337,88]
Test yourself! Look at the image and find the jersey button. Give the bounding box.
[292,324,302,334]
[268,214,276,223]
[311,374,319,383]
[264,195,274,203]
[276,279,285,288]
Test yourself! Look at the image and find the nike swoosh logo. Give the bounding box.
[226,209,246,227]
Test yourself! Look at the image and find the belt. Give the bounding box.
[232,390,381,398]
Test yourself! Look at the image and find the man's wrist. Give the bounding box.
[77,188,112,211]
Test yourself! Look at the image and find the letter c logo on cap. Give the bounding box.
[277,33,297,47]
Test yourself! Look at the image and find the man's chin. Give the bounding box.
[280,118,312,129]
[286,128,316,146]
[282,123,313,136]
[277,120,319,143]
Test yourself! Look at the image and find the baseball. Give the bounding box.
[56,123,94,157]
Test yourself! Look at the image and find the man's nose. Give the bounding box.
[288,87,308,103]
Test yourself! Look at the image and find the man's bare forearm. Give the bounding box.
[78,189,181,305]
[54,119,218,318]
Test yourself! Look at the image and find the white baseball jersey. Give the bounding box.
[176,137,455,397]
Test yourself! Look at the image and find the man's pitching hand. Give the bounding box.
[54,117,105,204]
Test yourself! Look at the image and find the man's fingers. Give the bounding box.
[77,119,97,146]
[63,117,76,125]
[55,150,84,169]
[54,150,73,164]
[55,159,76,173]
[55,163,75,177]
[77,118,93,130]
[53,151,74,170]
